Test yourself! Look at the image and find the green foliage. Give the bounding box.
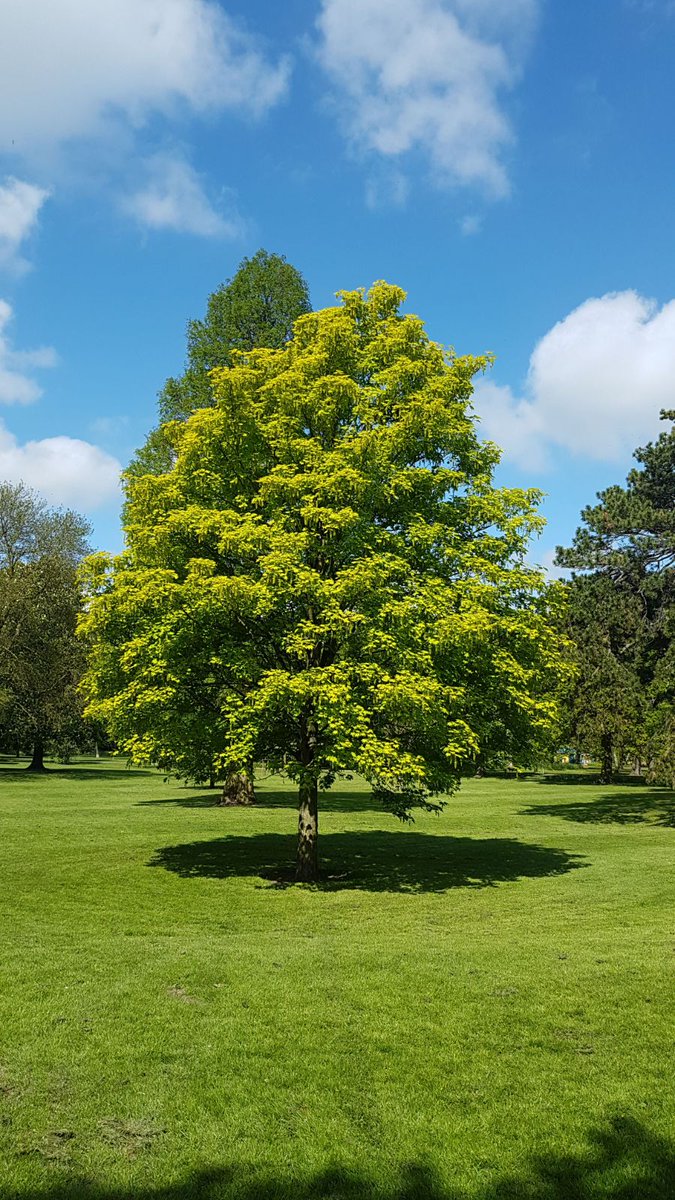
[560,573,645,779]
[0,483,91,765]
[557,411,675,782]
[82,282,568,872]
[0,480,90,571]
[129,249,311,479]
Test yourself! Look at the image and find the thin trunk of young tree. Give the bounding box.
[26,739,45,772]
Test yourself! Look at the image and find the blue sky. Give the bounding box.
[1,0,674,568]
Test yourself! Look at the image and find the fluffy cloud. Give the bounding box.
[0,300,57,405]
[316,0,539,196]
[0,1,289,235]
[0,178,50,271]
[0,423,121,509]
[0,0,289,153]
[121,154,242,237]
[0,298,120,508]
[475,291,675,469]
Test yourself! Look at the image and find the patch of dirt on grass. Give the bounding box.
[98,1117,165,1157]
[167,984,198,1003]
[18,1129,76,1163]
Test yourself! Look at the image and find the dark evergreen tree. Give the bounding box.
[557,411,675,783]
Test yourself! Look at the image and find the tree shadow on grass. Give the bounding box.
[138,788,380,813]
[10,1116,675,1198]
[522,791,675,828]
[536,772,655,787]
[147,829,584,893]
[0,765,152,781]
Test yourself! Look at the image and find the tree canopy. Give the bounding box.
[557,411,675,783]
[131,250,311,477]
[82,282,568,880]
[0,482,91,770]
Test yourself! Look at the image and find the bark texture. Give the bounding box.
[218,770,256,806]
[296,775,319,882]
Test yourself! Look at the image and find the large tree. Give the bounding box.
[0,483,91,770]
[82,282,567,880]
[557,411,675,782]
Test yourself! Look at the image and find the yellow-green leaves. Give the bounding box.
[81,282,568,801]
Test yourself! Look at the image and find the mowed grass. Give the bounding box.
[0,762,673,1199]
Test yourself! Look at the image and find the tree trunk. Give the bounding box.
[296,775,319,882]
[599,733,613,784]
[26,739,46,772]
[218,769,256,806]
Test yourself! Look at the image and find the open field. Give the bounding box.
[0,760,672,1199]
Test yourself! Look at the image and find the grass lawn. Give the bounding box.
[0,760,673,1199]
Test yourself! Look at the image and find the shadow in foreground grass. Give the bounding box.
[523,791,675,828]
[147,829,584,892]
[535,772,656,788]
[139,788,380,813]
[0,766,151,781]
[9,1116,675,1199]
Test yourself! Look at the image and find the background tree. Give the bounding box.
[561,574,644,782]
[124,250,311,797]
[0,482,91,771]
[82,282,569,881]
[557,411,675,782]
[130,249,311,477]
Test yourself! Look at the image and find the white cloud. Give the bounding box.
[0,178,50,271]
[475,291,675,469]
[316,0,539,197]
[121,154,241,237]
[0,1,289,236]
[0,300,57,405]
[0,423,121,510]
[0,298,120,508]
[474,379,550,470]
[0,0,289,154]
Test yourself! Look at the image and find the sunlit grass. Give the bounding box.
[0,760,672,1198]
